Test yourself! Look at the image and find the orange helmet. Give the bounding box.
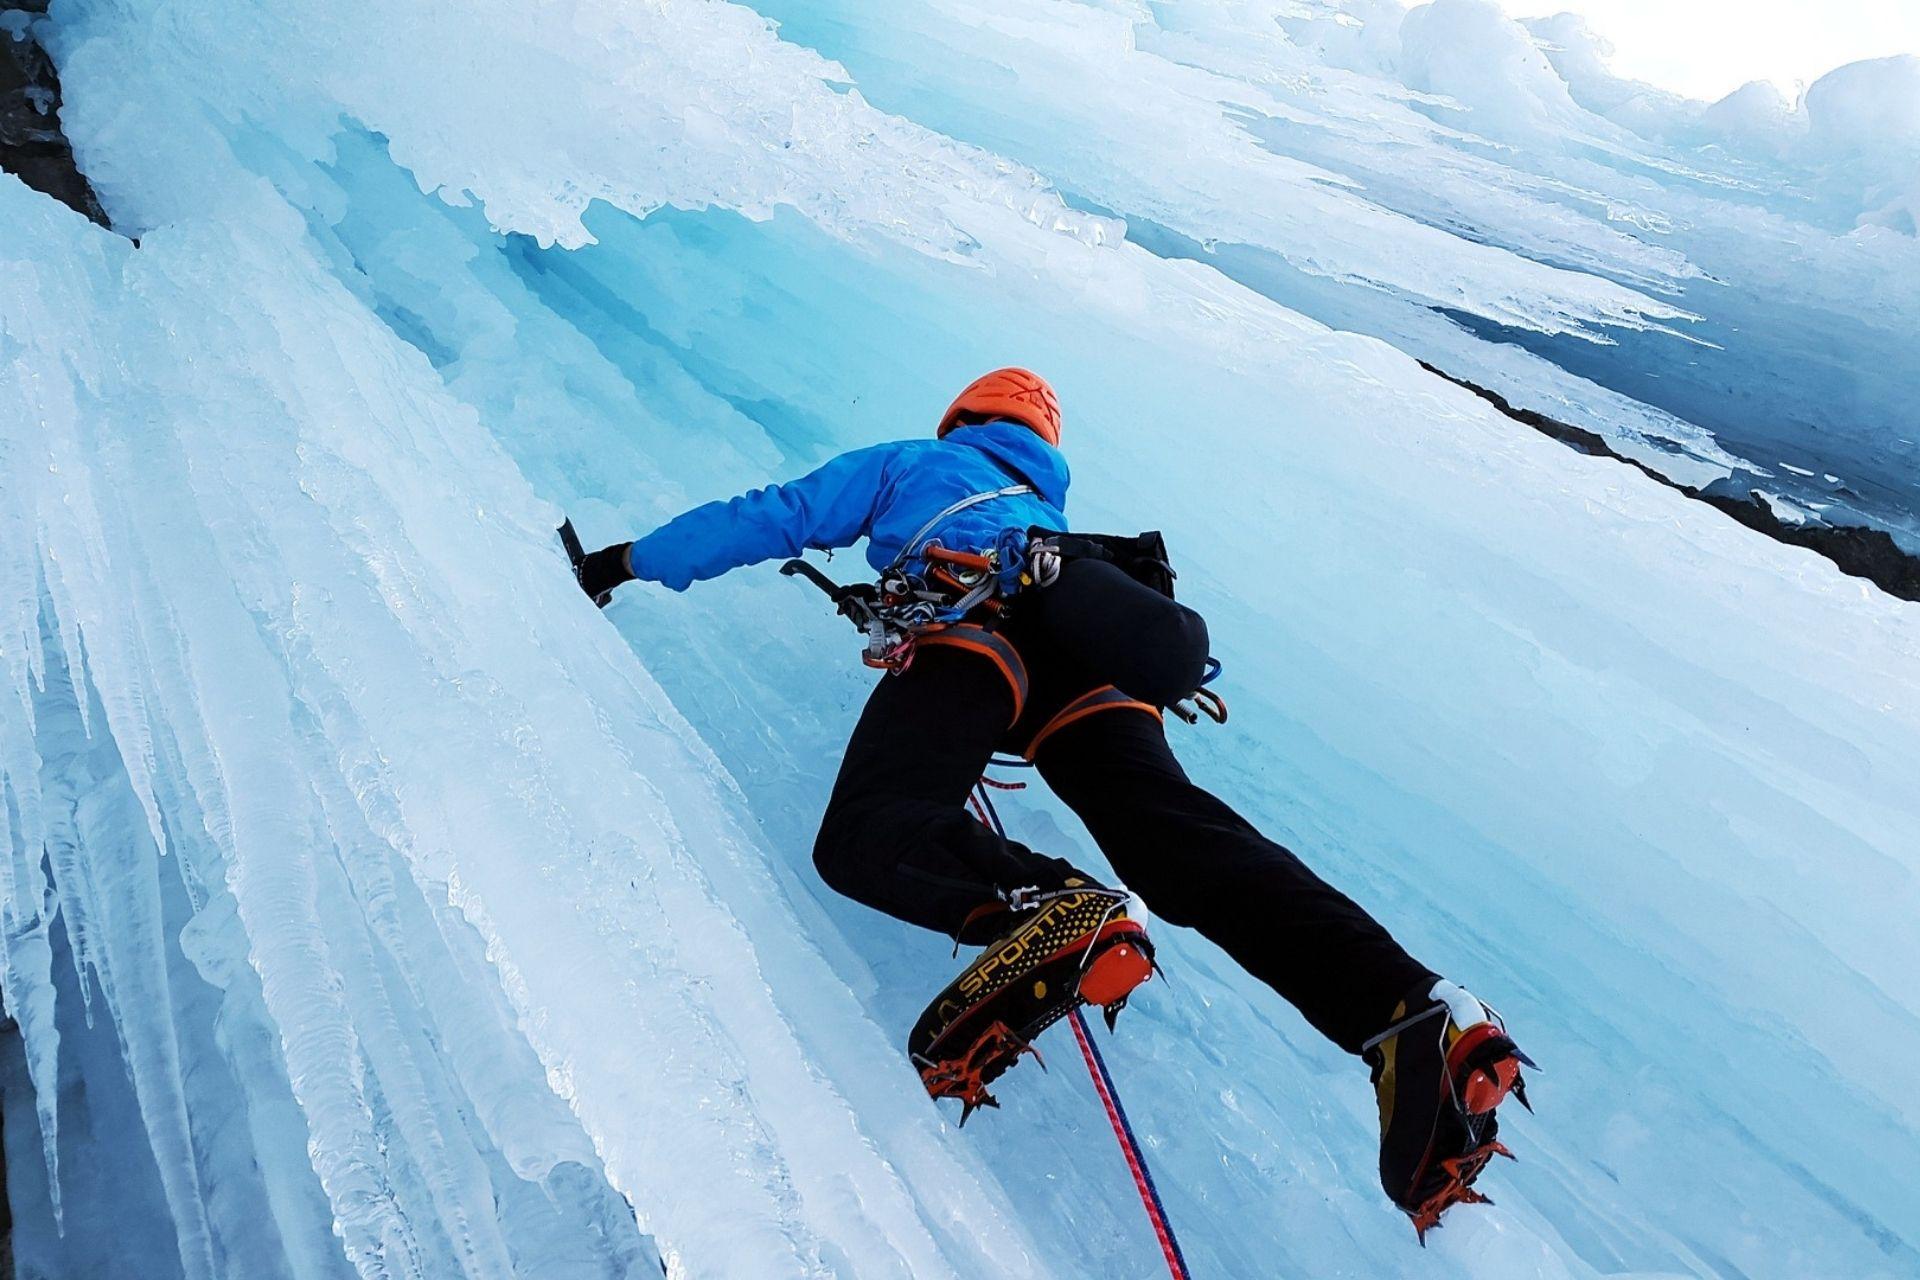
[936,368,1062,448]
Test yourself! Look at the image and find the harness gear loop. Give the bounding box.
[1168,686,1229,726]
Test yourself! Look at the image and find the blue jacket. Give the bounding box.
[628,422,1070,591]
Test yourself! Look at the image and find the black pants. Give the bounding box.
[814,560,1434,1054]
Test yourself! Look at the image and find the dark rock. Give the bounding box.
[2,13,110,227]
[1419,362,1920,603]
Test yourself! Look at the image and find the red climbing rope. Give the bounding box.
[1070,1008,1192,1280]
[970,777,1190,1278]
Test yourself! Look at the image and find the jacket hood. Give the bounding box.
[942,421,1071,510]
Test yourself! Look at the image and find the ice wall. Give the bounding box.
[2,0,1917,1276]
[0,157,1086,1275]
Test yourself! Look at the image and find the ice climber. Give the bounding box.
[568,368,1532,1236]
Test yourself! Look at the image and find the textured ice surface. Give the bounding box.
[2,0,1917,1277]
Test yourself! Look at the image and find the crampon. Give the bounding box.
[909,886,1154,1125]
[1406,1137,1517,1240]
[1406,1019,1532,1241]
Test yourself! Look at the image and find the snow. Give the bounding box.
[1,0,1917,1277]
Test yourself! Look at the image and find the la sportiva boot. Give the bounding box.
[1364,978,1534,1241]
[909,876,1154,1123]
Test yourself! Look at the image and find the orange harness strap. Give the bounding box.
[1023,685,1160,761]
[916,625,1030,723]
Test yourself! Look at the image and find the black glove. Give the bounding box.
[576,542,636,608]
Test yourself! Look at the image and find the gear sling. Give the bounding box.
[781,481,1042,671]
[779,476,1227,723]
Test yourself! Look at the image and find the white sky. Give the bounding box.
[1493,0,1920,101]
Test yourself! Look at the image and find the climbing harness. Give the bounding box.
[782,509,1231,734]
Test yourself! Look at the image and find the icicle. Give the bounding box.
[2,909,64,1230]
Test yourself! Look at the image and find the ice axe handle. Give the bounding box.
[780,559,880,627]
[780,558,841,595]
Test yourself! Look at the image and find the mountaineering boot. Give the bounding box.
[559,519,635,608]
[909,875,1154,1123]
[1364,978,1534,1241]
